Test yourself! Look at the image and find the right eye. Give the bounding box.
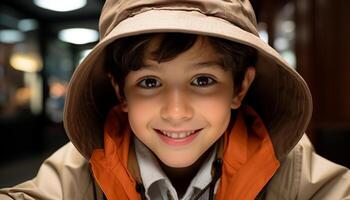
[137,78,161,89]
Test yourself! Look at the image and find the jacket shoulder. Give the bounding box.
[0,143,103,200]
[265,134,350,200]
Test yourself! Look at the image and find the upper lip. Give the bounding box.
[155,128,201,133]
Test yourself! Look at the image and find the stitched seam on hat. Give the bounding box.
[127,7,257,35]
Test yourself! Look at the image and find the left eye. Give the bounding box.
[191,76,216,87]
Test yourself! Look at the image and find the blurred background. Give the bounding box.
[0,0,349,187]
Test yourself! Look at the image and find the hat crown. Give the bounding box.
[99,0,258,40]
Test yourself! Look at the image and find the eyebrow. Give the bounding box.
[141,60,225,72]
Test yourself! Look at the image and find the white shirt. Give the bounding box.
[134,137,218,200]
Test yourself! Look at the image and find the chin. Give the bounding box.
[159,154,198,168]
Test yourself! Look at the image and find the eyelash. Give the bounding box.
[137,76,217,89]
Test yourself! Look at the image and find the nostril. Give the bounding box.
[160,91,194,121]
[160,112,193,122]
[160,106,193,121]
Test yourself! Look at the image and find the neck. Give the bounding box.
[158,147,213,197]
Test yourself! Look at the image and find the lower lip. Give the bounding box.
[156,129,202,147]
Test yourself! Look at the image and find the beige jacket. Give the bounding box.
[0,135,349,200]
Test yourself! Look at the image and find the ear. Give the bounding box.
[108,73,128,112]
[231,66,256,109]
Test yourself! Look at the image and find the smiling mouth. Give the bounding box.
[155,129,202,139]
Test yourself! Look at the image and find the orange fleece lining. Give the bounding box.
[90,107,139,199]
[90,106,280,200]
[216,107,280,199]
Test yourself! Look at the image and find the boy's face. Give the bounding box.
[117,36,249,168]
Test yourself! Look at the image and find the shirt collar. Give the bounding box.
[134,137,169,191]
[134,136,217,199]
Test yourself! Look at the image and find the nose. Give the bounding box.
[160,88,194,123]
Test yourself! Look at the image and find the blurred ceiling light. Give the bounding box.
[0,29,25,44]
[79,49,92,63]
[18,19,38,32]
[281,20,295,33]
[274,37,289,51]
[281,51,296,69]
[33,0,87,12]
[58,28,99,45]
[259,30,269,44]
[10,53,43,73]
[257,22,269,44]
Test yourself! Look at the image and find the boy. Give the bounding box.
[1,0,350,200]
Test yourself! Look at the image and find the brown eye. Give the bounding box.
[191,76,216,87]
[138,78,161,88]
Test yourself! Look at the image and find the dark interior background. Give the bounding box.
[0,0,349,187]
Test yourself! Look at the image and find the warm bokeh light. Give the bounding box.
[14,87,31,106]
[10,53,43,73]
[50,81,67,98]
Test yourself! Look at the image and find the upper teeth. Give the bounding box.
[160,130,196,139]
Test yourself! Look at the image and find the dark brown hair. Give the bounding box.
[105,33,257,97]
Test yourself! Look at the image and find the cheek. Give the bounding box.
[125,96,160,135]
[194,90,233,116]
[193,91,233,133]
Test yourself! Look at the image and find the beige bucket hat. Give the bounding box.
[63,0,312,161]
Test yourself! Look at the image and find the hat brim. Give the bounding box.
[63,9,312,160]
